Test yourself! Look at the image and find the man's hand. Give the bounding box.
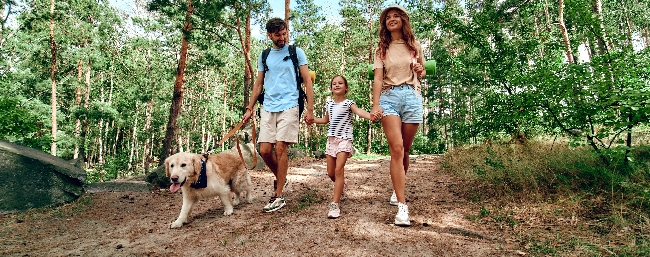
[303,109,314,125]
[242,106,253,124]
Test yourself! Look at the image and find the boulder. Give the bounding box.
[0,140,86,214]
[144,165,170,189]
[312,151,326,159]
[288,148,305,159]
[225,142,266,170]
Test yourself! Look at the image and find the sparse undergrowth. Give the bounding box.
[442,139,650,255]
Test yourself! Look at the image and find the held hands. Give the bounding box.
[303,110,315,125]
[370,106,383,122]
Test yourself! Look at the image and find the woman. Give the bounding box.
[370,5,426,227]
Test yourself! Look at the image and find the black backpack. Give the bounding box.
[257,45,307,117]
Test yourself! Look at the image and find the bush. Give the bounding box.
[441,139,650,214]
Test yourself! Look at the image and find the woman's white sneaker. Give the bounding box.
[327,202,340,219]
[389,190,398,206]
[394,202,411,226]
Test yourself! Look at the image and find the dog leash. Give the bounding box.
[205,113,258,170]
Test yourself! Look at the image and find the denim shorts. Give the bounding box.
[379,84,423,123]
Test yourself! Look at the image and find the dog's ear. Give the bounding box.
[164,157,170,177]
[193,154,202,177]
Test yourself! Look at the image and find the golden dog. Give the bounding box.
[165,152,252,228]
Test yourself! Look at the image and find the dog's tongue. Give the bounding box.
[169,183,181,193]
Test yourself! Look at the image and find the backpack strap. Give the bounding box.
[261,48,272,72]
[288,45,302,89]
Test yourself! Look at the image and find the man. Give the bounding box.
[242,18,314,212]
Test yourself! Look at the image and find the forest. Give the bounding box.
[1,0,649,219]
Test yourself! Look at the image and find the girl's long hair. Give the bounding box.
[377,8,417,59]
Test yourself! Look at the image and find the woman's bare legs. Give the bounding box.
[382,115,419,204]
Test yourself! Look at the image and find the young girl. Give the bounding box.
[312,75,380,219]
[370,5,426,227]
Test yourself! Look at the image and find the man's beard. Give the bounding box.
[273,39,286,48]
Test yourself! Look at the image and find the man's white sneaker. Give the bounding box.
[394,202,411,227]
[263,196,286,213]
[389,190,398,206]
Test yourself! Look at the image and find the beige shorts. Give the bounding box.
[258,106,300,144]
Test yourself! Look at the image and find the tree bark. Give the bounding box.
[79,61,92,165]
[129,103,138,171]
[159,0,194,165]
[143,98,153,172]
[143,49,153,172]
[233,4,253,110]
[591,0,610,54]
[645,28,650,48]
[558,0,574,64]
[49,0,57,156]
[221,77,229,152]
[98,85,104,165]
[74,60,82,159]
[285,0,290,33]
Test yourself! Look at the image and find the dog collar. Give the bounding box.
[190,159,208,189]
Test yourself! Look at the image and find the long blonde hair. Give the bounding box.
[377,7,417,60]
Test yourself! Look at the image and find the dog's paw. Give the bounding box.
[223,208,233,216]
[170,220,184,229]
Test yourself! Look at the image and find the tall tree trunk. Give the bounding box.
[143,98,153,172]
[234,7,253,110]
[244,15,252,109]
[49,0,57,156]
[129,102,138,171]
[79,61,92,165]
[625,114,632,165]
[221,77,229,152]
[98,85,104,165]
[558,0,574,63]
[644,28,650,48]
[143,50,153,173]
[74,60,82,159]
[159,0,194,165]
[592,0,610,54]
[285,0,290,33]
[624,13,634,50]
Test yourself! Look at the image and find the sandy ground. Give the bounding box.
[0,155,548,256]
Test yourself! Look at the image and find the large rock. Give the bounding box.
[145,165,171,189]
[0,140,86,214]
[225,142,266,170]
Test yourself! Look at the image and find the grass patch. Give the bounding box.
[290,189,323,213]
[351,153,384,160]
[443,139,650,255]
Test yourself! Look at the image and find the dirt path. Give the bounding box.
[1,155,521,256]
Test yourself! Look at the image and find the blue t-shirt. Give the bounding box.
[257,45,308,112]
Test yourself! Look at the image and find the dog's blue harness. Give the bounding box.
[190,159,208,189]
